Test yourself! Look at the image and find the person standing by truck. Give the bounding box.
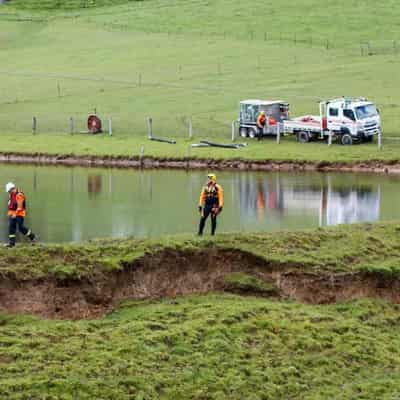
[4,182,36,248]
[256,111,267,139]
[198,173,224,236]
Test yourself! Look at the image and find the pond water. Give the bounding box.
[0,164,399,243]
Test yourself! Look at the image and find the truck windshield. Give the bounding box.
[355,104,378,120]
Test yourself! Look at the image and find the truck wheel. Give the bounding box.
[341,134,353,145]
[239,127,248,138]
[297,131,310,143]
[248,127,258,139]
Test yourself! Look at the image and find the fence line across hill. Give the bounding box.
[0,112,390,151]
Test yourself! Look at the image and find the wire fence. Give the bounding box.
[3,6,400,56]
[3,112,398,152]
[0,112,237,141]
[360,40,400,56]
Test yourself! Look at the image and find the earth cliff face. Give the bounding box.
[1,248,399,319]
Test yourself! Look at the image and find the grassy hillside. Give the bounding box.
[1,222,400,282]
[1,223,400,398]
[1,295,400,399]
[10,0,134,8]
[0,0,400,162]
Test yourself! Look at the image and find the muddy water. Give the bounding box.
[0,165,399,243]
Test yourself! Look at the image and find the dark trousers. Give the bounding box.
[198,206,218,236]
[8,216,35,246]
[257,126,264,140]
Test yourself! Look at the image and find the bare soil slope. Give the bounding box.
[1,248,399,319]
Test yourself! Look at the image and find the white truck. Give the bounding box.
[238,97,381,145]
[284,98,381,145]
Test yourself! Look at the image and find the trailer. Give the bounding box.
[238,97,381,145]
[238,100,289,138]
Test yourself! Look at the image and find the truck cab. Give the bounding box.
[324,98,381,144]
[239,100,289,138]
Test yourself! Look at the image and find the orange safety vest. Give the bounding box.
[199,183,224,208]
[257,114,266,128]
[8,190,26,217]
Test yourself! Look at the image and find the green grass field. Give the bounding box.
[3,132,400,162]
[2,296,400,399]
[1,0,400,161]
[2,222,400,280]
[1,223,400,398]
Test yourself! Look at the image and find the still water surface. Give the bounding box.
[0,165,398,243]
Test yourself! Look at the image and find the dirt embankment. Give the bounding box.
[0,249,399,320]
[1,152,400,173]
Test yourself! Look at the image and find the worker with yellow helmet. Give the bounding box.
[198,173,224,236]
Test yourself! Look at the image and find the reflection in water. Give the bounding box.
[88,175,102,196]
[238,174,380,226]
[0,165,393,243]
[326,184,380,225]
[239,176,284,221]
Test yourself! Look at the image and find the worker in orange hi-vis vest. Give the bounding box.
[4,182,36,248]
[256,111,267,140]
[198,173,224,236]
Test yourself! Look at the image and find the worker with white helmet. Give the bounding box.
[198,173,224,236]
[4,182,36,248]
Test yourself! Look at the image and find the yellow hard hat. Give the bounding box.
[207,173,216,182]
[260,111,265,115]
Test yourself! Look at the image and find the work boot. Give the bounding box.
[26,231,36,242]
[3,243,15,248]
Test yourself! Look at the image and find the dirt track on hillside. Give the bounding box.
[0,249,399,319]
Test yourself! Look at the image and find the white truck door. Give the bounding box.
[343,109,357,135]
[327,106,342,132]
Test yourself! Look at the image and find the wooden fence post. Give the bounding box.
[276,123,280,144]
[69,117,74,135]
[188,117,193,140]
[147,117,153,139]
[32,116,37,135]
[108,117,113,136]
[328,131,332,146]
[231,121,236,142]
[378,131,382,150]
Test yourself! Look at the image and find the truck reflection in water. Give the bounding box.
[326,185,380,225]
[238,174,380,227]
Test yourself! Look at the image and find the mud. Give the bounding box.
[0,249,399,320]
[1,152,400,173]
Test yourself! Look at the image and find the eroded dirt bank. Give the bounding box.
[0,249,399,319]
[1,152,400,173]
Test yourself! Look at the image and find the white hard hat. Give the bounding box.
[5,182,15,193]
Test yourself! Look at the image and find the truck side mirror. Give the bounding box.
[377,108,380,114]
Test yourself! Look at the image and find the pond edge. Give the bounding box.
[1,152,400,173]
